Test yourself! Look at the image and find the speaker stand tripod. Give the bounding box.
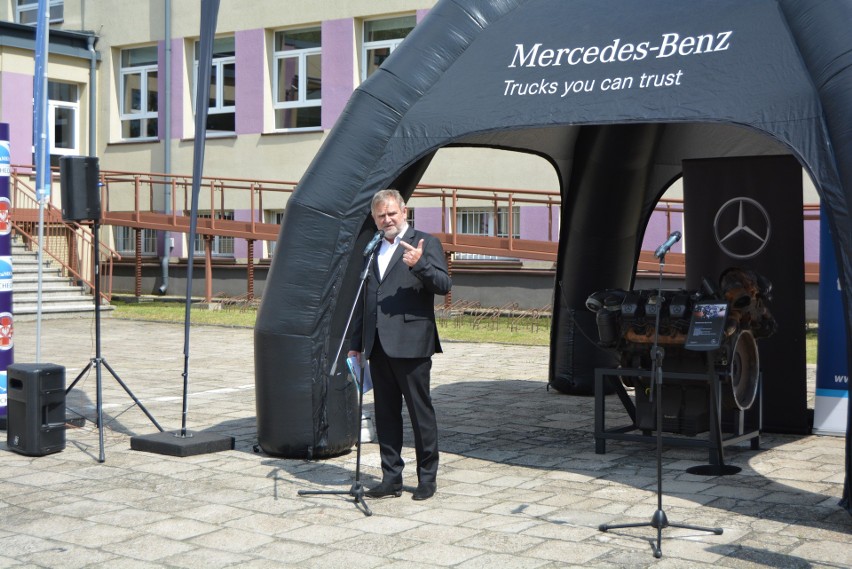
[598,247,722,558]
[65,222,164,462]
[297,240,380,517]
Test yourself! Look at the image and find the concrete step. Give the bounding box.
[14,291,89,303]
[12,274,76,285]
[14,299,100,311]
[9,237,101,319]
[12,264,63,274]
[9,256,50,266]
[12,277,83,294]
[13,255,66,272]
[13,303,113,321]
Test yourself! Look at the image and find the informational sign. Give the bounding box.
[686,302,728,351]
[0,123,12,427]
[814,207,849,435]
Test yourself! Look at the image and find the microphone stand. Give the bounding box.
[599,246,722,558]
[298,240,379,517]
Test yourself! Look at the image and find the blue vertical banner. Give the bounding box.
[0,123,13,425]
[814,205,849,434]
[33,0,50,200]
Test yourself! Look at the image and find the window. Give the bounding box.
[273,27,321,131]
[16,0,63,24]
[114,227,157,255]
[362,16,415,82]
[193,211,234,256]
[457,206,520,238]
[47,81,78,168]
[265,210,285,256]
[120,46,159,140]
[194,37,235,134]
[455,206,520,261]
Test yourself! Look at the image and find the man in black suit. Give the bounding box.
[349,189,452,501]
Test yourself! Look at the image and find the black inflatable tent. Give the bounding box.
[255,0,852,511]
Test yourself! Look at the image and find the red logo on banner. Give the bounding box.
[0,313,12,350]
[0,198,10,236]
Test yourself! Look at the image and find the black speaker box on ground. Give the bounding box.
[634,382,710,437]
[59,156,101,222]
[6,363,66,456]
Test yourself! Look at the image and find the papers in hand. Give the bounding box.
[346,355,373,393]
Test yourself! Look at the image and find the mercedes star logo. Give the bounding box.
[713,197,771,259]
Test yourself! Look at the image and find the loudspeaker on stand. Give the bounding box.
[59,156,101,222]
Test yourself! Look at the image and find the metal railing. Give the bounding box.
[99,169,296,238]
[413,183,560,262]
[95,169,294,301]
[94,170,823,274]
[10,166,120,302]
[8,164,823,303]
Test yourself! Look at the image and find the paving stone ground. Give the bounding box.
[1,317,850,568]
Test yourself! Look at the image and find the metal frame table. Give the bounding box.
[594,364,761,466]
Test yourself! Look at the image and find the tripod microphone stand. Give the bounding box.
[298,231,384,517]
[65,221,164,462]
[599,233,722,558]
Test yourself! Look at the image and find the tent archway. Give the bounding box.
[255,0,852,512]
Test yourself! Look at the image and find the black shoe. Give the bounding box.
[412,481,436,501]
[365,480,403,498]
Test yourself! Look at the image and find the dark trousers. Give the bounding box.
[369,334,439,485]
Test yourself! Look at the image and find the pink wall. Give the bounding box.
[168,38,184,140]
[642,210,684,255]
[322,19,355,131]
[236,29,264,135]
[520,205,560,242]
[413,206,443,234]
[0,72,34,166]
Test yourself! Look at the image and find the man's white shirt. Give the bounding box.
[376,222,409,280]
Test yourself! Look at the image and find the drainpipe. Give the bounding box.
[159,0,172,294]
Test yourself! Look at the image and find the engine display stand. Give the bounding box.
[594,364,761,468]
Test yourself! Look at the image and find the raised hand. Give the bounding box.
[400,239,424,267]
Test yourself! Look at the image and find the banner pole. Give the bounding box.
[33,0,50,363]
[129,0,233,458]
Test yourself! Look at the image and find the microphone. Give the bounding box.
[654,230,682,258]
[363,230,385,257]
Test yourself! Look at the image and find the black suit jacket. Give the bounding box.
[351,226,451,359]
